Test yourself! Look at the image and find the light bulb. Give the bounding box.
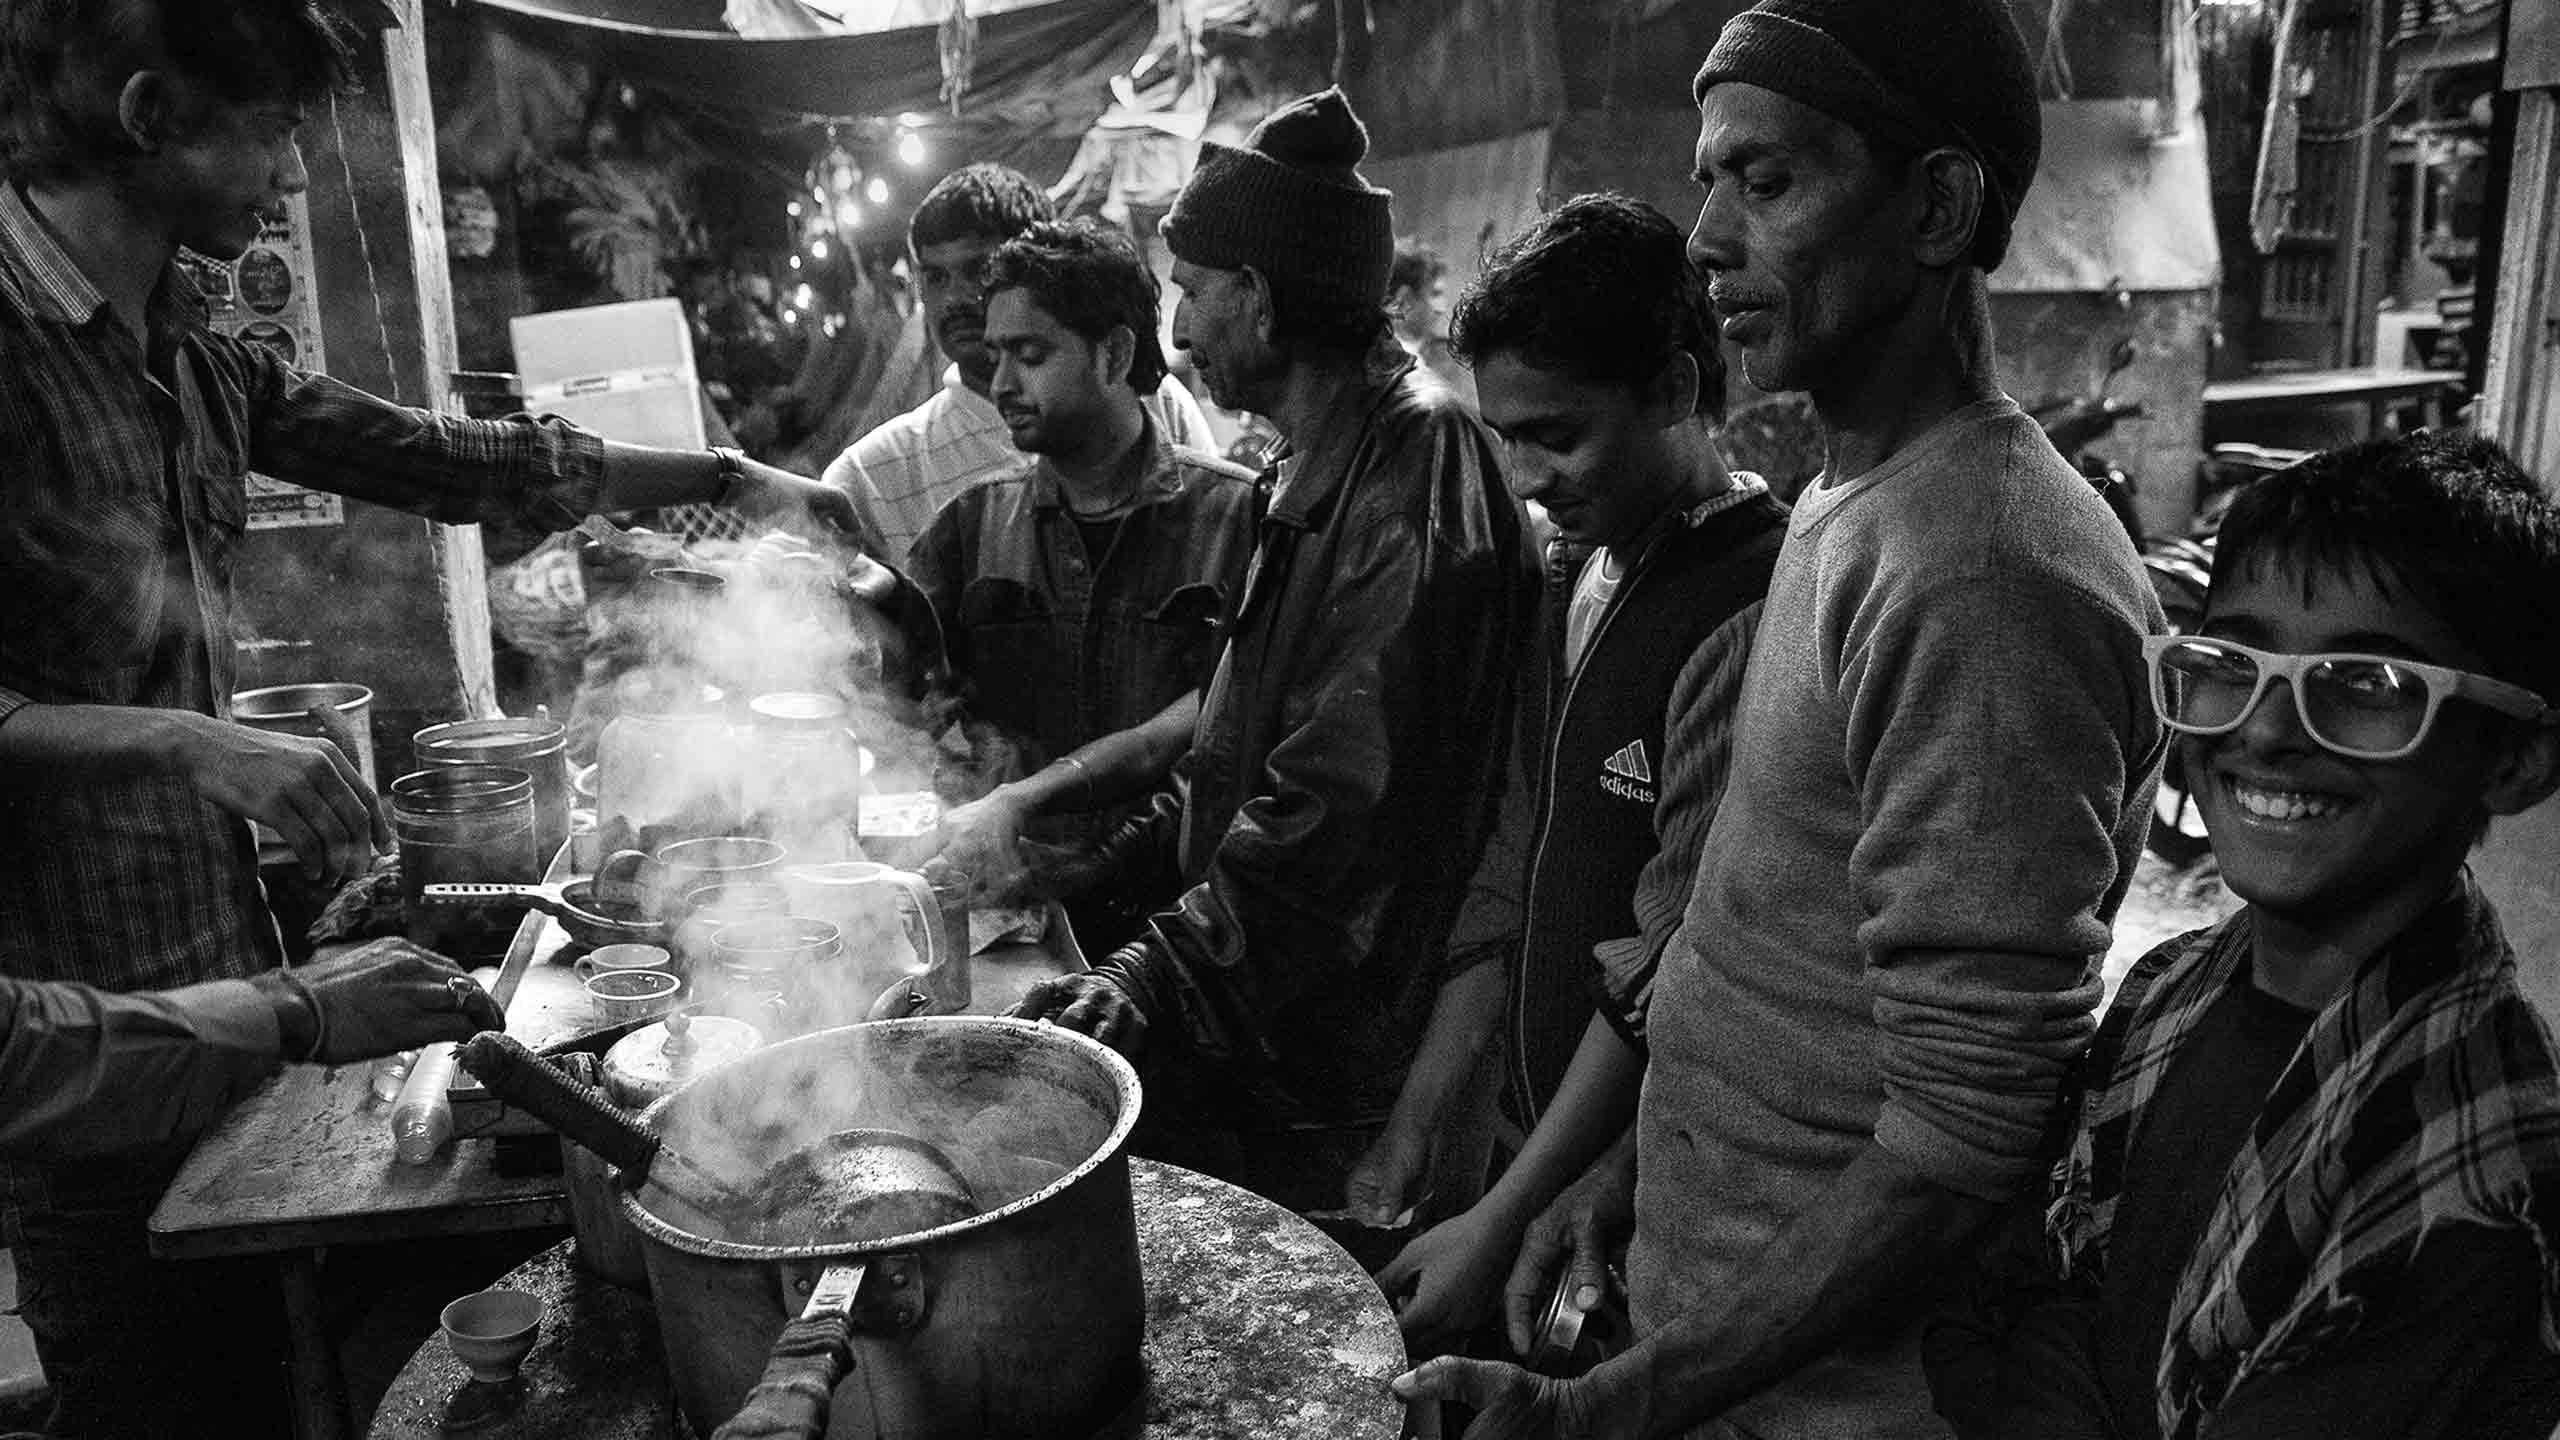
[837,201,863,229]
[897,130,927,168]
[787,201,803,217]
[865,176,890,206]
[782,306,799,325]
[788,254,803,270]
[811,238,830,260]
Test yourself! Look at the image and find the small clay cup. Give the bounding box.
[440,1288,543,1384]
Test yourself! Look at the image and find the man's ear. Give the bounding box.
[1101,324,1137,390]
[1648,350,1703,427]
[2484,719,2560,818]
[1237,265,1276,342]
[1912,147,1986,269]
[117,72,176,153]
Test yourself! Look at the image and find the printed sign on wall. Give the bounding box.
[182,193,343,530]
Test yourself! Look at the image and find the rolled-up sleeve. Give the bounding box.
[0,976,281,1158]
[1845,571,2154,1199]
[237,342,605,552]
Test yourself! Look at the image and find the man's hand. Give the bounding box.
[1009,971,1146,1059]
[726,457,865,547]
[260,937,505,1064]
[1391,1356,1605,1438]
[172,713,387,885]
[1505,1144,1635,1357]
[1378,1205,1516,1351]
[924,790,1033,892]
[1344,1119,1432,1230]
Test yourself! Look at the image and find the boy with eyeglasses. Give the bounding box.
[1925,430,2560,1440]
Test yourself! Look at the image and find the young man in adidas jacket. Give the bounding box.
[1355,194,1787,1351]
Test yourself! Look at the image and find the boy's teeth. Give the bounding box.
[2232,781,2341,821]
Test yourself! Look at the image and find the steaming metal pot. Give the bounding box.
[621,1017,1145,1439]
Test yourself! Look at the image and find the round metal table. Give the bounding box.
[365,1159,1407,1439]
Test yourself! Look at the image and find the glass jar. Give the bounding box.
[392,764,538,957]
[594,677,738,856]
[671,880,791,979]
[709,916,843,1038]
[744,691,860,861]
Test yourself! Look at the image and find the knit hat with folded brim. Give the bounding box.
[1693,0,2040,271]
[1162,87,1396,326]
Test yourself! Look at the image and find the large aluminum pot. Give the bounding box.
[620,1017,1144,1439]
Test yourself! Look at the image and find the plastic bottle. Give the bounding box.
[389,1041,461,1164]
[370,1048,417,1103]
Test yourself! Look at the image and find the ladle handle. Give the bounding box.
[424,882,568,917]
[458,1032,663,1175]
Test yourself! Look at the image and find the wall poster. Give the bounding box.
[182,192,343,530]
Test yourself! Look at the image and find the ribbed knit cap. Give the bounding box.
[1162,87,1396,327]
[1694,0,2041,270]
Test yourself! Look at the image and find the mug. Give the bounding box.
[584,968,681,1024]
[780,861,944,1016]
[654,836,786,917]
[673,881,791,974]
[574,943,672,982]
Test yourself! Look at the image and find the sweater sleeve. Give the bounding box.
[1592,600,1762,1043]
[1844,569,2156,1200]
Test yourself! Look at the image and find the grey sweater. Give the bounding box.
[1629,399,2165,1438]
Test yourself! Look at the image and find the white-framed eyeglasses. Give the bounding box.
[2143,634,2556,762]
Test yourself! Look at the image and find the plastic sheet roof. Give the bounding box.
[459,0,1155,124]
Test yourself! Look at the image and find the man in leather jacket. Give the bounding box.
[1014,88,1537,1221]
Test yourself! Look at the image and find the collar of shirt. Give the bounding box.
[1025,411,1185,518]
[0,182,210,343]
[1261,333,1418,533]
[0,182,106,325]
[941,362,1000,417]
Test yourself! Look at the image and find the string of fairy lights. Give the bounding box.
[780,117,934,334]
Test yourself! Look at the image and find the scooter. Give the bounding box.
[2028,337,2146,546]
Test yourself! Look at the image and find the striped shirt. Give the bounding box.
[820,363,1212,567]
[0,181,605,991]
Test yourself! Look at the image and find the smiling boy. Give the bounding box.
[1928,431,2560,1440]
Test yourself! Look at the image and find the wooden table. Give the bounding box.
[366,1160,1407,1440]
[2201,366,2464,439]
[148,903,594,1440]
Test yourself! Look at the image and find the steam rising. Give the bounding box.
[578,528,1106,1234]
[583,528,955,1036]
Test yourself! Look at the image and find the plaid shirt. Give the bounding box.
[0,182,604,991]
[2048,874,2560,1440]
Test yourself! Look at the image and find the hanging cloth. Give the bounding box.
[2249,0,2309,254]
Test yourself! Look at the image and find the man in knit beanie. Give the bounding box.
[1016,88,1538,1238]
[1396,1,2166,1435]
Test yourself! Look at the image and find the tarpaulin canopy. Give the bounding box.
[461,0,1156,126]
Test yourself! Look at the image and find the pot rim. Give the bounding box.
[616,1015,1142,1262]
